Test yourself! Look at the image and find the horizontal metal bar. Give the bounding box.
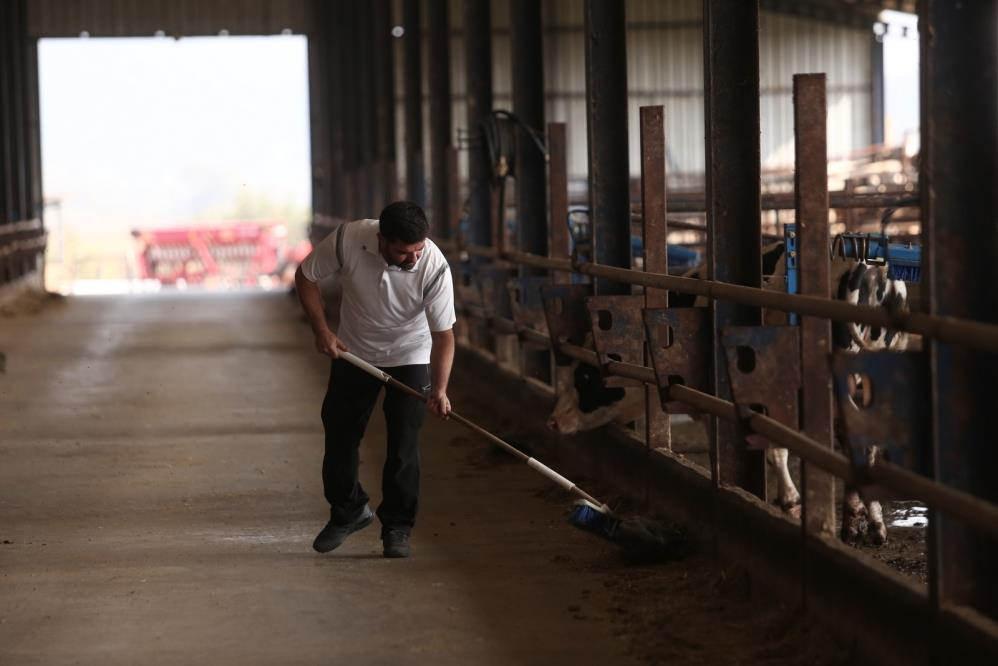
[552,340,998,538]
[0,219,44,237]
[869,460,998,543]
[450,244,998,353]
[558,341,598,365]
[658,191,918,213]
[519,327,552,347]
[605,359,656,384]
[452,245,998,355]
[574,262,998,354]
[457,305,553,348]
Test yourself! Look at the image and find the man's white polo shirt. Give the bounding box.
[300,219,456,367]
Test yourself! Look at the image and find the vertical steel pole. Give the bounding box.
[326,1,348,221]
[703,0,764,497]
[0,0,15,223]
[511,0,547,263]
[372,0,397,206]
[342,1,363,219]
[870,30,885,146]
[584,0,630,296]
[8,0,26,220]
[464,0,493,248]
[358,1,377,216]
[307,4,330,223]
[921,0,998,618]
[511,0,548,381]
[794,75,835,545]
[403,0,425,207]
[428,0,452,238]
[640,106,671,453]
[24,36,41,222]
[547,122,570,285]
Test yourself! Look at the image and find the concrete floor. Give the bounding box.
[0,292,636,665]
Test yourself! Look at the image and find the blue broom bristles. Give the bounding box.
[568,499,689,562]
[567,500,620,539]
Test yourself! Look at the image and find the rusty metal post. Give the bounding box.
[547,123,570,285]
[584,0,630,296]
[702,0,765,497]
[464,0,493,248]
[921,0,998,618]
[403,0,425,207]
[373,0,399,205]
[427,0,451,237]
[640,106,671,452]
[794,75,835,543]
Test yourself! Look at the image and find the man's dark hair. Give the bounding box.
[379,201,429,243]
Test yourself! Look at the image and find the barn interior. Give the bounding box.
[1,1,996,664]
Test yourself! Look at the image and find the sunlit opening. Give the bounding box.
[38,35,312,295]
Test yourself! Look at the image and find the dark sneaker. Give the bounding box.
[382,529,411,559]
[312,505,374,553]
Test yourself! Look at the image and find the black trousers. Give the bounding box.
[320,359,429,533]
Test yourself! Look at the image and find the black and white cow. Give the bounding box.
[546,337,645,434]
[832,262,909,544]
[545,242,785,435]
[544,245,911,546]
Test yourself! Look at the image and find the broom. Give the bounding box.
[338,351,686,561]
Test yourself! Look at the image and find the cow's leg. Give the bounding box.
[866,500,888,545]
[864,446,888,545]
[841,487,868,544]
[766,447,801,518]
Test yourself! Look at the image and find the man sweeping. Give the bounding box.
[295,201,455,558]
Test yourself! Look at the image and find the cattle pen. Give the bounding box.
[1,0,996,664]
[299,3,998,663]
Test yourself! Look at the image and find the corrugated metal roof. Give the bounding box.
[27,0,311,37]
[401,0,874,183]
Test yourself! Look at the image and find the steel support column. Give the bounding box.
[511,0,546,263]
[427,0,451,237]
[921,0,998,618]
[306,5,331,223]
[24,35,41,221]
[464,0,493,248]
[403,0,425,207]
[0,0,16,223]
[357,1,377,217]
[871,30,885,146]
[584,0,630,296]
[328,3,358,219]
[511,0,548,381]
[703,0,764,497]
[9,0,27,219]
[372,0,396,207]
[794,74,835,543]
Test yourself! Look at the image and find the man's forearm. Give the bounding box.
[295,267,330,335]
[429,329,455,393]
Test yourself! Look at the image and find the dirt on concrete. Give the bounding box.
[644,414,930,588]
[451,379,861,666]
[1,291,917,664]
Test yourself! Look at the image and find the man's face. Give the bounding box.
[378,234,425,271]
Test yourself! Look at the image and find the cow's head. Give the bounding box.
[546,362,639,435]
